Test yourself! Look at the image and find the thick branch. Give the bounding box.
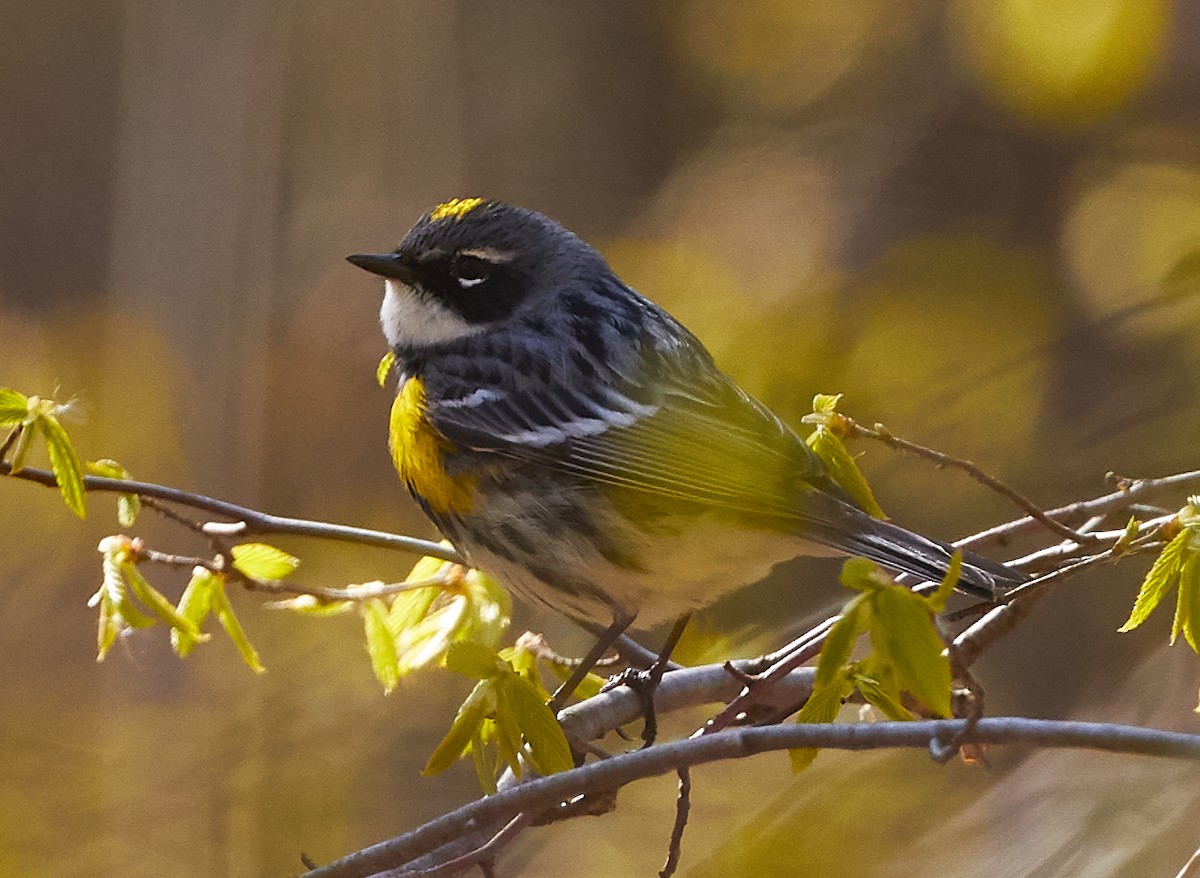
[303,718,1200,878]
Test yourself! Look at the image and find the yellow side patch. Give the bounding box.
[390,377,475,515]
[429,197,486,222]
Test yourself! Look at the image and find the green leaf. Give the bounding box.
[457,568,512,649]
[1119,529,1189,632]
[230,542,299,580]
[362,598,401,693]
[859,657,912,719]
[814,597,867,689]
[172,568,216,657]
[791,665,852,772]
[1173,554,1200,654]
[87,459,140,525]
[424,681,491,775]
[839,557,891,592]
[37,412,86,518]
[8,424,33,473]
[209,575,265,673]
[91,554,127,661]
[505,675,573,775]
[869,587,951,717]
[387,581,442,635]
[808,428,886,519]
[492,693,525,777]
[0,388,28,426]
[470,728,499,795]
[376,350,397,388]
[445,640,508,680]
[91,542,156,662]
[923,552,961,614]
[122,561,207,649]
[93,581,120,661]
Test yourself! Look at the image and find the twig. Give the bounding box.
[391,813,531,878]
[301,718,1200,878]
[1,461,460,562]
[845,418,1098,544]
[0,424,22,462]
[951,552,1116,669]
[954,470,1200,553]
[698,617,836,736]
[659,768,691,878]
[1175,844,1200,878]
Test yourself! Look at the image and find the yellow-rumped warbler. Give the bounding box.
[348,198,1025,685]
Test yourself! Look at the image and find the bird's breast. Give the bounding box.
[390,376,476,515]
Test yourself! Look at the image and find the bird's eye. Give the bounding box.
[451,254,491,289]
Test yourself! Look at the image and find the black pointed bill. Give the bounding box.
[347,252,419,285]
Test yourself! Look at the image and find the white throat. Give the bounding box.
[379,279,481,349]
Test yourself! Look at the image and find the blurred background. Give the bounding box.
[3,1,1200,875]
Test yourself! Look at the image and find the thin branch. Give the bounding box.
[659,768,691,878]
[951,552,1116,669]
[1,461,460,562]
[390,813,531,878]
[1176,844,1200,878]
[954,470,1200,553]
[302,719,1200,878]
[845,418,1099,544]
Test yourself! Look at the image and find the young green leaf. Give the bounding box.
[37,412,86,518]
[791,665,852,772]
[505,674,574,775]
[492,692,525,777]
[869,587,952,717]
[230,542,299,581]
[445,640,508,680]
[855,655,908,719]
[1119,528,1189,632]
[172,567,216,657]
[424,681,491,775]
[0,388,28,426]
[87,459,141,526]
[91,541,156,661]
[209,574,265,673]
[802,393,886,519]
[839,556,891,592]
[814,597,868,690]
[1173,554,1200,654]
[853,670,914,722]
[923,552,962,614]
[362,598,401,693]
[470,728,499,795]
[122,560,207,649]
[8,423,33,473]
[807,429,887,520]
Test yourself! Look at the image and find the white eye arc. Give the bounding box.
[451,253,492,289]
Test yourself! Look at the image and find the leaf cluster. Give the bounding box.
[791,554,960,770]
[1120,498,1200,681]
[425,640,574,793]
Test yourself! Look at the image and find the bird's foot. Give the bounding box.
[602,665,665,747]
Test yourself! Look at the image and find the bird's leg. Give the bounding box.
[605,612,692,748]
[548,612,635,714]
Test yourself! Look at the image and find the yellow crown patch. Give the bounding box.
[429,197,486,222]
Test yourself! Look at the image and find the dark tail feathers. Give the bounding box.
[807,500,1027,601]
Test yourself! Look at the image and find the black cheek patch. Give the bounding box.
[437,270,527,324]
